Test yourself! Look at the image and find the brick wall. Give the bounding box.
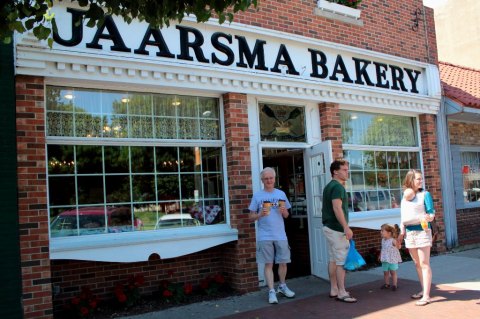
[233,0,434,64]
[456,208,480,246]
[221,93,258,293]
[51,247,227,312]
[16,75,53,319]
[319,102,343,159]
[448,121,480,146]
[419,114,445,253]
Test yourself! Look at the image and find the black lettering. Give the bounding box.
[404,68,421,93]
[86,15,131,52]
[176,25,209,63]
[309,49,328,79]
[53,8,86,46]
[270,44,299,75]
[352,57,374,86]
[134,27,174,58]
[390,65,407,91]
[329,55,353,83]
[374,62,390,88]
[235,36,268,71]
[211,32,234,66]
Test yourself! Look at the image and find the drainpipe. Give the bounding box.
[437,96,458,249]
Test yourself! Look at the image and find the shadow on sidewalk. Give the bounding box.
[223,279,480,319]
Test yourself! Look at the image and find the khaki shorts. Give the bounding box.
[404,229,432,249]
[257,240,291,264]
[323,226,349,265]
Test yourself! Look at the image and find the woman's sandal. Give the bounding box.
[411,292,423,299]
[336,295,357,303]
[415,299,431,306]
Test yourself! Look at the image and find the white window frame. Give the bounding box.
[46,82,238,262]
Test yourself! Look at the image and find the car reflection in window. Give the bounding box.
[154,213,201,229]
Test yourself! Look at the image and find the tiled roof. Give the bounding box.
[439,62,480,108]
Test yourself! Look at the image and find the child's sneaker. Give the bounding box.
[277,285,295,298]
[268,290,278,304]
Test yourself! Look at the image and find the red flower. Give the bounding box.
[163,289,173,297]
[117,292,127,303]
[80,307,89,316]
[200,279,209,289]
[183,283,193,295]
[89,299,97,309]
[214,274,225,284]
[134,274,145,286]
[71,297,81,305]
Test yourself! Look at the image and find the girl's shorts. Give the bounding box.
[382,262,399,271]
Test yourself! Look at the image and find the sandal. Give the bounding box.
[411,292,423,299]
[415,299,430,306]
[380,284,390,289]
[336,295,357,303]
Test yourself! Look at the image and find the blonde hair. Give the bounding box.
[381,223,400,239]
[402,169,422,191]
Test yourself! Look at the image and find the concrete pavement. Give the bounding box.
[120,246,480,319]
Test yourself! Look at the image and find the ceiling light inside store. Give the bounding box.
[202,110,212,117]
[121,97,130,103]
[64,93,74,100]
[172,101,181,106]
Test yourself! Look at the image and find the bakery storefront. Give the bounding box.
[14,2,442,315]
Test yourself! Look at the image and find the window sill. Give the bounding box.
[50,224,238,262]
[349,209,400,230]
[315,0,363,26]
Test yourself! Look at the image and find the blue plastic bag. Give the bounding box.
[343,240,366,271]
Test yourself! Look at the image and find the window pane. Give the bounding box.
[181,174,201,200]
[132,175,156,202]
[259,103,306,142]
[48,145,75,175]
[76,145,103,174]
[104,146,129,173]
[341,111,418,146]
[47,112,74,136]
[77,176,104,204]
[105,175,131,203]
[203,173,224,198]
[48,176,76,206]
[133,203,158,230]
[179,147,200,172]
[131,146,154,173]
[461,152,480,202]
[157,175,180,201]
[156,147,179,173]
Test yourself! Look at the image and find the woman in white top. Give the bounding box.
[398,169,435,306]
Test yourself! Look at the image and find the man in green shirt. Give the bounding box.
[322,158,357,303]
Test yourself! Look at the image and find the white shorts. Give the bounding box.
[404,229,432,249]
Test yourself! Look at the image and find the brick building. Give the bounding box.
[436,62,480,248]
[5,1,449,318]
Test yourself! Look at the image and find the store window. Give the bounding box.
[460,151,480,203]
[341,110,421,212]
[47,87,225,238]
[259,103,306,142]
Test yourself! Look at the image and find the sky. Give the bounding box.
[423,0,448,8]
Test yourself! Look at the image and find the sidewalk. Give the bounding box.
[121,247,480,319]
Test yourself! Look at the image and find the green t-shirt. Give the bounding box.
[322,179,349,232]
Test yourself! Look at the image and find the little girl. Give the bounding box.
[380,223,403,291]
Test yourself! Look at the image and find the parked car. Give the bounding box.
[50,206,142,237]
[154,213,201,229]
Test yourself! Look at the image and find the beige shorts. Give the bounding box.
[323,226,349,265]
[404,229,432,249]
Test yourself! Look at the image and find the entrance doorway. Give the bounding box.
[262,148,310,278]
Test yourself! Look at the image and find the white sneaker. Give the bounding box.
[277,285,295,298]
[268,290,278,304]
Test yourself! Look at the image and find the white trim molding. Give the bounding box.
[315,0,363,26]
